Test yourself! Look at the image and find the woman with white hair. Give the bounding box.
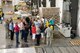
[45,25,53,46]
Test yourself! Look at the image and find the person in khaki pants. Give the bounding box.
[45,25,53,46]
[4,19,9,39]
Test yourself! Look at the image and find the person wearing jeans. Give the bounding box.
[14,22,20,44]
[9,19,14,40]
[18,19,24,40]
[15,32,19,43]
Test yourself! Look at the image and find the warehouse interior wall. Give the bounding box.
[56,0,63,23]
[77,0,80,37]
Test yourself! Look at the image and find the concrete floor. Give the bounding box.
[0,1,80,53]
[0,24,6,48]
[0,1,80,49]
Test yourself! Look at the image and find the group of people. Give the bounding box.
[4,16,54,46]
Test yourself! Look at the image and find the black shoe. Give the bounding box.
[18,42,20,44]
[35,44,40,46]
[24,40,28,42]
[21,38,23,40]
[11,38,14,40]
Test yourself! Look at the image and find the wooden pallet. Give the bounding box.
[70,39,80,46]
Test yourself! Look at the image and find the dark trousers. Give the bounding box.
[20,30,24,39]
[21,30,26,40]
[36,34,41,45]
[15,32,19,43]
[24,31,29,42]
[10,30,14,40]
[30,29,32,38]
[51,25,54,30]
[0,18,2,24]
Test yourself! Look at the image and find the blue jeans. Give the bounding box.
[24,30,29,42]
[15,32,19,43]
[21,30,25,39]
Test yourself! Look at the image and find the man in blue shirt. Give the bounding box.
[9,19,14,40]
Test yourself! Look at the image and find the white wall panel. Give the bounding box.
[56,0,63,23]
[77,0,80,37]
[46,0,50,7]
